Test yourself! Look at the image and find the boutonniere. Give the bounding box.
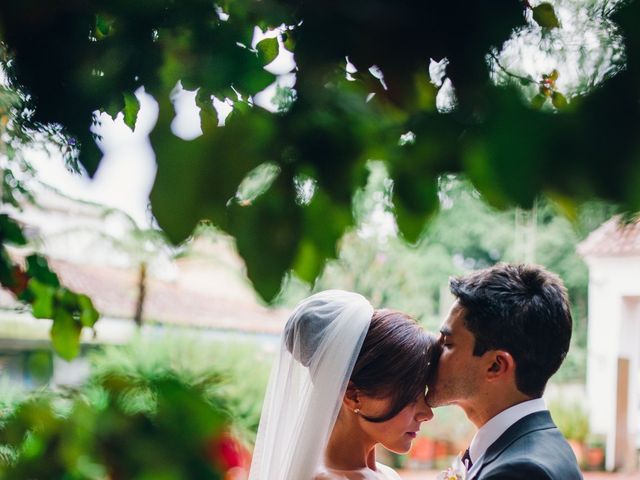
[436,454,467,480]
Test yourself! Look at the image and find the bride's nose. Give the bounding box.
[416,397,434,422]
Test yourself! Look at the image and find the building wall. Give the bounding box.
[584,256,640,471]
[621,297,640,469]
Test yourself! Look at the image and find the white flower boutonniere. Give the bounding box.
[436,455,467,480]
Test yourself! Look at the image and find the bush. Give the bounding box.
[86,332,273,443]
[0,374,233,479]
[549,399,589,443]
[0,333,274,479]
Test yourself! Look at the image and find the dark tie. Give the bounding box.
[462,448,473,470]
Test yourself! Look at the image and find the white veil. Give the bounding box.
[249,290,374,480]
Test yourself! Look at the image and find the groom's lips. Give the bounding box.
[405,432,417,438]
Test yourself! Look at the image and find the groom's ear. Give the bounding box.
[486,351,514,379]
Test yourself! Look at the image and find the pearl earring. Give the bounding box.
[354,408,360,414]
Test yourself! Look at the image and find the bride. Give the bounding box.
[249,290,439,479]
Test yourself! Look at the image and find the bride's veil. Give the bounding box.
[249,290,374,480]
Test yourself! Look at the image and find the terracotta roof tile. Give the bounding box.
[578,216,640,257]
[0,257,289,335]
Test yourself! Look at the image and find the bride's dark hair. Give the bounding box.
[350,309,440,423]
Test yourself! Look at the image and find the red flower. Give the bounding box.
[7,266,29,296]
[207,432,250,471]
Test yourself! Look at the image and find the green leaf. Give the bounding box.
[552,91,568,109]
[532,3,561,29]
[0,214,27,245]
[235,162,281,205]
[227,175,300,301]
[25,254,60,287]
[394,172,439,218]
[394,203,426,244]
[282,31,296,52]
[531,93,547,110]
[293,191,352,283]
[78,294,100,327]
[29,279,56,319]
[51,309,82,361]
[150,100,273,244]
[547,192,579,223]
[95,13,115,40]
[0,248,16,288]
[256,37,279,65]
[123,92,140,131]
[57,287,79,310]
[414,71,438,112]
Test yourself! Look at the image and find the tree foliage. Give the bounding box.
[0,0,637,306]
[0,216,99,361]
[0,373,234,479]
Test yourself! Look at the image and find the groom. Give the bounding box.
[426,263,582,479]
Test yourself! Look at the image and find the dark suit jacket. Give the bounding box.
[471,411,583,480]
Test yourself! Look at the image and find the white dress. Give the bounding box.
[314,462,402,480]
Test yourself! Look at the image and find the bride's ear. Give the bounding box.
[343,381,360,410]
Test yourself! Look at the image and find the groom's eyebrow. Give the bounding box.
[440,326,452,336]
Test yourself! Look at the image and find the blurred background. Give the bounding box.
[0,0,639,478]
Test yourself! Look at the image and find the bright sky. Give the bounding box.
[26,89,158,227]
[25,26,296,230]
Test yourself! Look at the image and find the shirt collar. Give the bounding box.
[468,397,547,465]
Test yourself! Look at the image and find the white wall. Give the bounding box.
[621,297,640,466]
[584,256,640,471]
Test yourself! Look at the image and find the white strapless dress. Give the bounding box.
[314,462,402,480]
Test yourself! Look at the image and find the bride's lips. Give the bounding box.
[405,432,417,438]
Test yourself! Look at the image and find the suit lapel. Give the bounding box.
[471,411,556,478]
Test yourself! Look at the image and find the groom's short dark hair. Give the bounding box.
[450,263,572,397]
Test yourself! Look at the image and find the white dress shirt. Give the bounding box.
[467,398,547,478]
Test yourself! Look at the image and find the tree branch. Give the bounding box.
[489,52,539,86]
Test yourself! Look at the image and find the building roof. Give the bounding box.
[578,216,640,257]
[0,181,292,338]
[59,258,289,334]
[0,257,289,335]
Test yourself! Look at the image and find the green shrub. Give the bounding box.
[0,332,274,479]
[0,374,232,479]
[86,332,273,443]
[549,399,589,443]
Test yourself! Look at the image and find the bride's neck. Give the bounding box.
[324,409,377,471]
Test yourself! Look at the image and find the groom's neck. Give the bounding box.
[462,389,534,428]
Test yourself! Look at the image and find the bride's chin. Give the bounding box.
[385,441,413,455]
